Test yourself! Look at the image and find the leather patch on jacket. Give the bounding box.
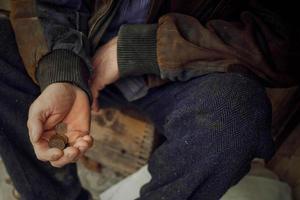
[10,0,48,83]
[0,0,10,15]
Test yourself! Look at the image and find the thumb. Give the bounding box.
[31,118,43,143]
[27,103,46,143]
[90,80,101,112]
[92,95,100,112]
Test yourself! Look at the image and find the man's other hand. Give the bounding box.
[27,83,93,168]
[90,37,120,112]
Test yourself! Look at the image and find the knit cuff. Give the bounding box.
[36,49,92,103]
[117,24,160,77]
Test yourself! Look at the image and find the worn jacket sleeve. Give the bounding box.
[11,0,92,100]
[117,4,299,87]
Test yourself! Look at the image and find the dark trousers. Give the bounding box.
[0,17,274,200]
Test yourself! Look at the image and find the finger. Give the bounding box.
[41,130,56,141]
[50,147,80,168]
[27,117,43,143]
[71,155,83,163]
[91,86,100,112]
[74,139,89,155]
[73,136,93,154]
[82,135,93,148]
[33,138,63,161]
[92,98,100,112]
[90,75,104,112]
[27,101,47,143]
[65,130,86,146]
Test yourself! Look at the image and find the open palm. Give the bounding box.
[27,83,93,167]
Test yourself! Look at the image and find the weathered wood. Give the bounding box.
[86,108,155,176]
[267,87,300,143]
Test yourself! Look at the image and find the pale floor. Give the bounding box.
[0,158,122,200]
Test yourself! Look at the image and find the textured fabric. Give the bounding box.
[134,74,274,200]
[117,24,159,77]
[114,0,298,101]
[0,0,10,15]
[13,0,299,107]
[101,0,151,44]
[11,0,93,98]
[101,0,153,101]
[0,17,274,200]
[10,0,48,84]
[0,18,90,200]
[118,9,299,86]
[37,50,92,103]
[99,73,275,200]
[114,77,150,101]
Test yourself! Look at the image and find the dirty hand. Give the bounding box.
[90,37,120,112]
[27,83,93,168]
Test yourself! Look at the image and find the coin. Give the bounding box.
[55,123,67,135]
[49,134,68,150]
[49,123,68,150]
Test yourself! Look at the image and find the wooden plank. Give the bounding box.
[267,87,300,140]
[86,108,155,176]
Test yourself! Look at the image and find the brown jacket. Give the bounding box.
[5,0,300,100]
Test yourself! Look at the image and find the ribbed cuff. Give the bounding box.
[36,49,92,103]
[117,24,160,77]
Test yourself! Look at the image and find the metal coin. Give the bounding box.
[49,134,68,150]
[55,123,67,135]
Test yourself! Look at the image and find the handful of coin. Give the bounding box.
[49,123,69,150]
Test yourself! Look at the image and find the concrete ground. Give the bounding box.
[77,161,124,199]
[0,158,15,200]
[0,157,123,200]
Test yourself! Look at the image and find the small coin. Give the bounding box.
[55,123,67,135]
[49,134,68,150]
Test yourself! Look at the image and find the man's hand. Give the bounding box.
[27,83,93,168]
[90,37,120,112]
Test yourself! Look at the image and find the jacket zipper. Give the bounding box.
[88,0,114,39]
